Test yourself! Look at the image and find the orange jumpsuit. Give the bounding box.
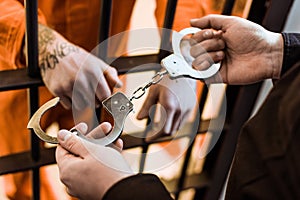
[0,0,246,199]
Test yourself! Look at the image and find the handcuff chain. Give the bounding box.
[129,70,168,101]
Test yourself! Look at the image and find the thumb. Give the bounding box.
[57,129,89,158]
[190,14,225,30]
[137,98,156,120]
[136,90,158,120]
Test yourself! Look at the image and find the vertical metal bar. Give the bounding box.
[138,111,156,173]
[158,0,178,60]
[25,0,39,77]
[204,84,262,200]
[96,0,112,125]
[138,0,179,173]
[28,87,40,162]
[98,0,112,61]
[262,0,294,31]
[138,145,149,173]
[24,0,41,199]
[221,0,236,15]
[174,139,195,200]
[174,86,208,199]
[29,87,41,200]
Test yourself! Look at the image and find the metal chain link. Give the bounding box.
[129,70,168,101]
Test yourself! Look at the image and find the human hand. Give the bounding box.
[56,122,133,199]
[189,29,225,70]
[190,14,284,84]
[38,24,122,109]
[137,75,197,140]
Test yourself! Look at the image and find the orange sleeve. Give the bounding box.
[0,0,26,70]
[0,0,46,71]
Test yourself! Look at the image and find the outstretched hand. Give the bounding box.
[190,14,284,84]
[37,24,122,109]
[137,76,197,140]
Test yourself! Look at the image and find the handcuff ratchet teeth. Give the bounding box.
[27,97,61,144]
[27,92,133,146]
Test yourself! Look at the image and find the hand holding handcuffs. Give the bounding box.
[27,27,220,146]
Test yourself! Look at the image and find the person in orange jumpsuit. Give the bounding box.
[0,0,246,199]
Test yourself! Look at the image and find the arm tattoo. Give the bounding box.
[38,24,79,72]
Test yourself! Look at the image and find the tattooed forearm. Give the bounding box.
[38,24,55,55]
[38,24,79,72]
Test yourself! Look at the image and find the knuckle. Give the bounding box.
[65,137,77,152]
[218,39,225,49]
[163,101,178,111]
[59,168,71,185]
[109,66,118,74]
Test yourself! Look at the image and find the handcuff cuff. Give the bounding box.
[27,27,220,146]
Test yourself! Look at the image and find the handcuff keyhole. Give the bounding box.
[120,105,126,111]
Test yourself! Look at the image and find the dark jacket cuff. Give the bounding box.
[103,174,173,200]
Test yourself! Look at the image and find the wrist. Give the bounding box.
[268,32,284,79]
[100,172,133,199]
[38,24,79,74]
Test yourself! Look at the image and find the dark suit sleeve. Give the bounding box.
[103,174,173,200]
[225,61,300,200]
[281,33,300,75]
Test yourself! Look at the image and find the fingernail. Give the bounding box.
[115,81,123,88]
[190,18,198,23]
[203,30,213,38]
[76,123,88,134]
[58,130,72,141]
[136,111,146,120]
[216,51,224,58]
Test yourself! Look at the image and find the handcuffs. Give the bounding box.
[27,27,220,146]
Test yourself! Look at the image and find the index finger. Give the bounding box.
[190,14,228,30]
[55,144,81,167]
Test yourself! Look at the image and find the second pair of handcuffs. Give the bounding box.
[27,27,220,146]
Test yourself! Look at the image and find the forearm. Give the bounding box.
[27,24,80,75]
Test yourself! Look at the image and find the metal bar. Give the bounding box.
[174,86,209,198]
[24,0,39,78]
[138,144,149,173]
[221,0,236,15]
[0,148,56,175]
[204,83,262,200]
[0,68,43,92]
[29,87,40,162]
[24,0,41,199]
[138,110,156,173]
[95,0,112,121]
[0,119,215,175]
[98,0,112,61]
[174,139,196,200]
[28,87,41,200]
[110,54,160,74]
[158,0,178,60]
[138,0,178,176]
[262,0,294,32]
[0,54,160,92]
